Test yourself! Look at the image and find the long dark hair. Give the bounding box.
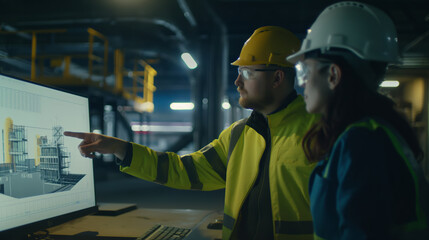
[302,51,423,162]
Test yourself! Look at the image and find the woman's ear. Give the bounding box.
[328,64,342,90]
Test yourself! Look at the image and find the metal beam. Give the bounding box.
[177,0,197,27]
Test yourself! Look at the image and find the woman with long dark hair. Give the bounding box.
[287,2,429,239]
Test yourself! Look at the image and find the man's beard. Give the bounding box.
[238,94,273,111]
[238,96,254,109]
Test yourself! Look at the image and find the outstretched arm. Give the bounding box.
[63,131,129,160]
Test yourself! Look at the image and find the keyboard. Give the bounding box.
[137,224,191,240]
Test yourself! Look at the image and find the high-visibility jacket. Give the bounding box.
[120,95,319,239]
[310,117,429,240]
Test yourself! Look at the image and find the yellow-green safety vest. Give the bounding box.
[120,95,319,240]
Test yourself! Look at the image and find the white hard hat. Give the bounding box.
[287,1,400,64]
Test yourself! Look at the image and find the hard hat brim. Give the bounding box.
[286,51,305,65]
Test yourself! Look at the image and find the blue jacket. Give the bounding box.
[309,118,429,240]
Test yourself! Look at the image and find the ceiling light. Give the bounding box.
[181,53,198,69]
[380,80,400,88]
[92,129,102,134]
[131,123,192,133]
[222,102,231,110]
[170,102,194,110]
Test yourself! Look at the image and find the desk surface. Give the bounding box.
[47,207,223,240]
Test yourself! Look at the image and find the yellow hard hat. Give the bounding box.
[231,26,301,67]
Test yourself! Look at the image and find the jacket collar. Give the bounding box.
[267,93,306,128]
[250,90,305,129]
[269,90,298,115]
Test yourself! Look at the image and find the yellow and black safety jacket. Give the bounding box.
[119,92,319,239]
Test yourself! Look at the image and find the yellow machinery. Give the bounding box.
[0,28,157,113]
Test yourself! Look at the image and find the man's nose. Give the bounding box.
[234,75,242,87]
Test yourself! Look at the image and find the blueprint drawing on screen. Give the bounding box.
[0,78,92,199]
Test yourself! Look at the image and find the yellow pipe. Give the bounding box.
[104,40,109,87]
[87,28,107,41]
[133,60,138,98]
[31,32,37,81]
[114,49,124,92]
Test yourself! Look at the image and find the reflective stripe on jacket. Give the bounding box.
[310,118,429,240]
[120,95,318,240]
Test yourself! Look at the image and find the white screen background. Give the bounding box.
[0,75,96,231]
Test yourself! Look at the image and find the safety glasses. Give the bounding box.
[237,67,278,80]
[294,61,332,87]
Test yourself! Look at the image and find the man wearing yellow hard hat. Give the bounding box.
[65,26,318,240]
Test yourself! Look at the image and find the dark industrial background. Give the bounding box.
[1,0,428,210]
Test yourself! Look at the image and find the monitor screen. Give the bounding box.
[0,74,97,236]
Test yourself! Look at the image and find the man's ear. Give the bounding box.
[272,70,284,88]
[328,64,342,90]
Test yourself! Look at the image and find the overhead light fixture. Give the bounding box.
[92,129,102,134]
[134,102,154,113]
[380,80,400,88]
[222,101,231,110]
[181,53,198,69]
[131,123,192,133]
[104,105,113,111]
[170,102,194,110]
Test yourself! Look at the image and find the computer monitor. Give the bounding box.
[0,74,97,239]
